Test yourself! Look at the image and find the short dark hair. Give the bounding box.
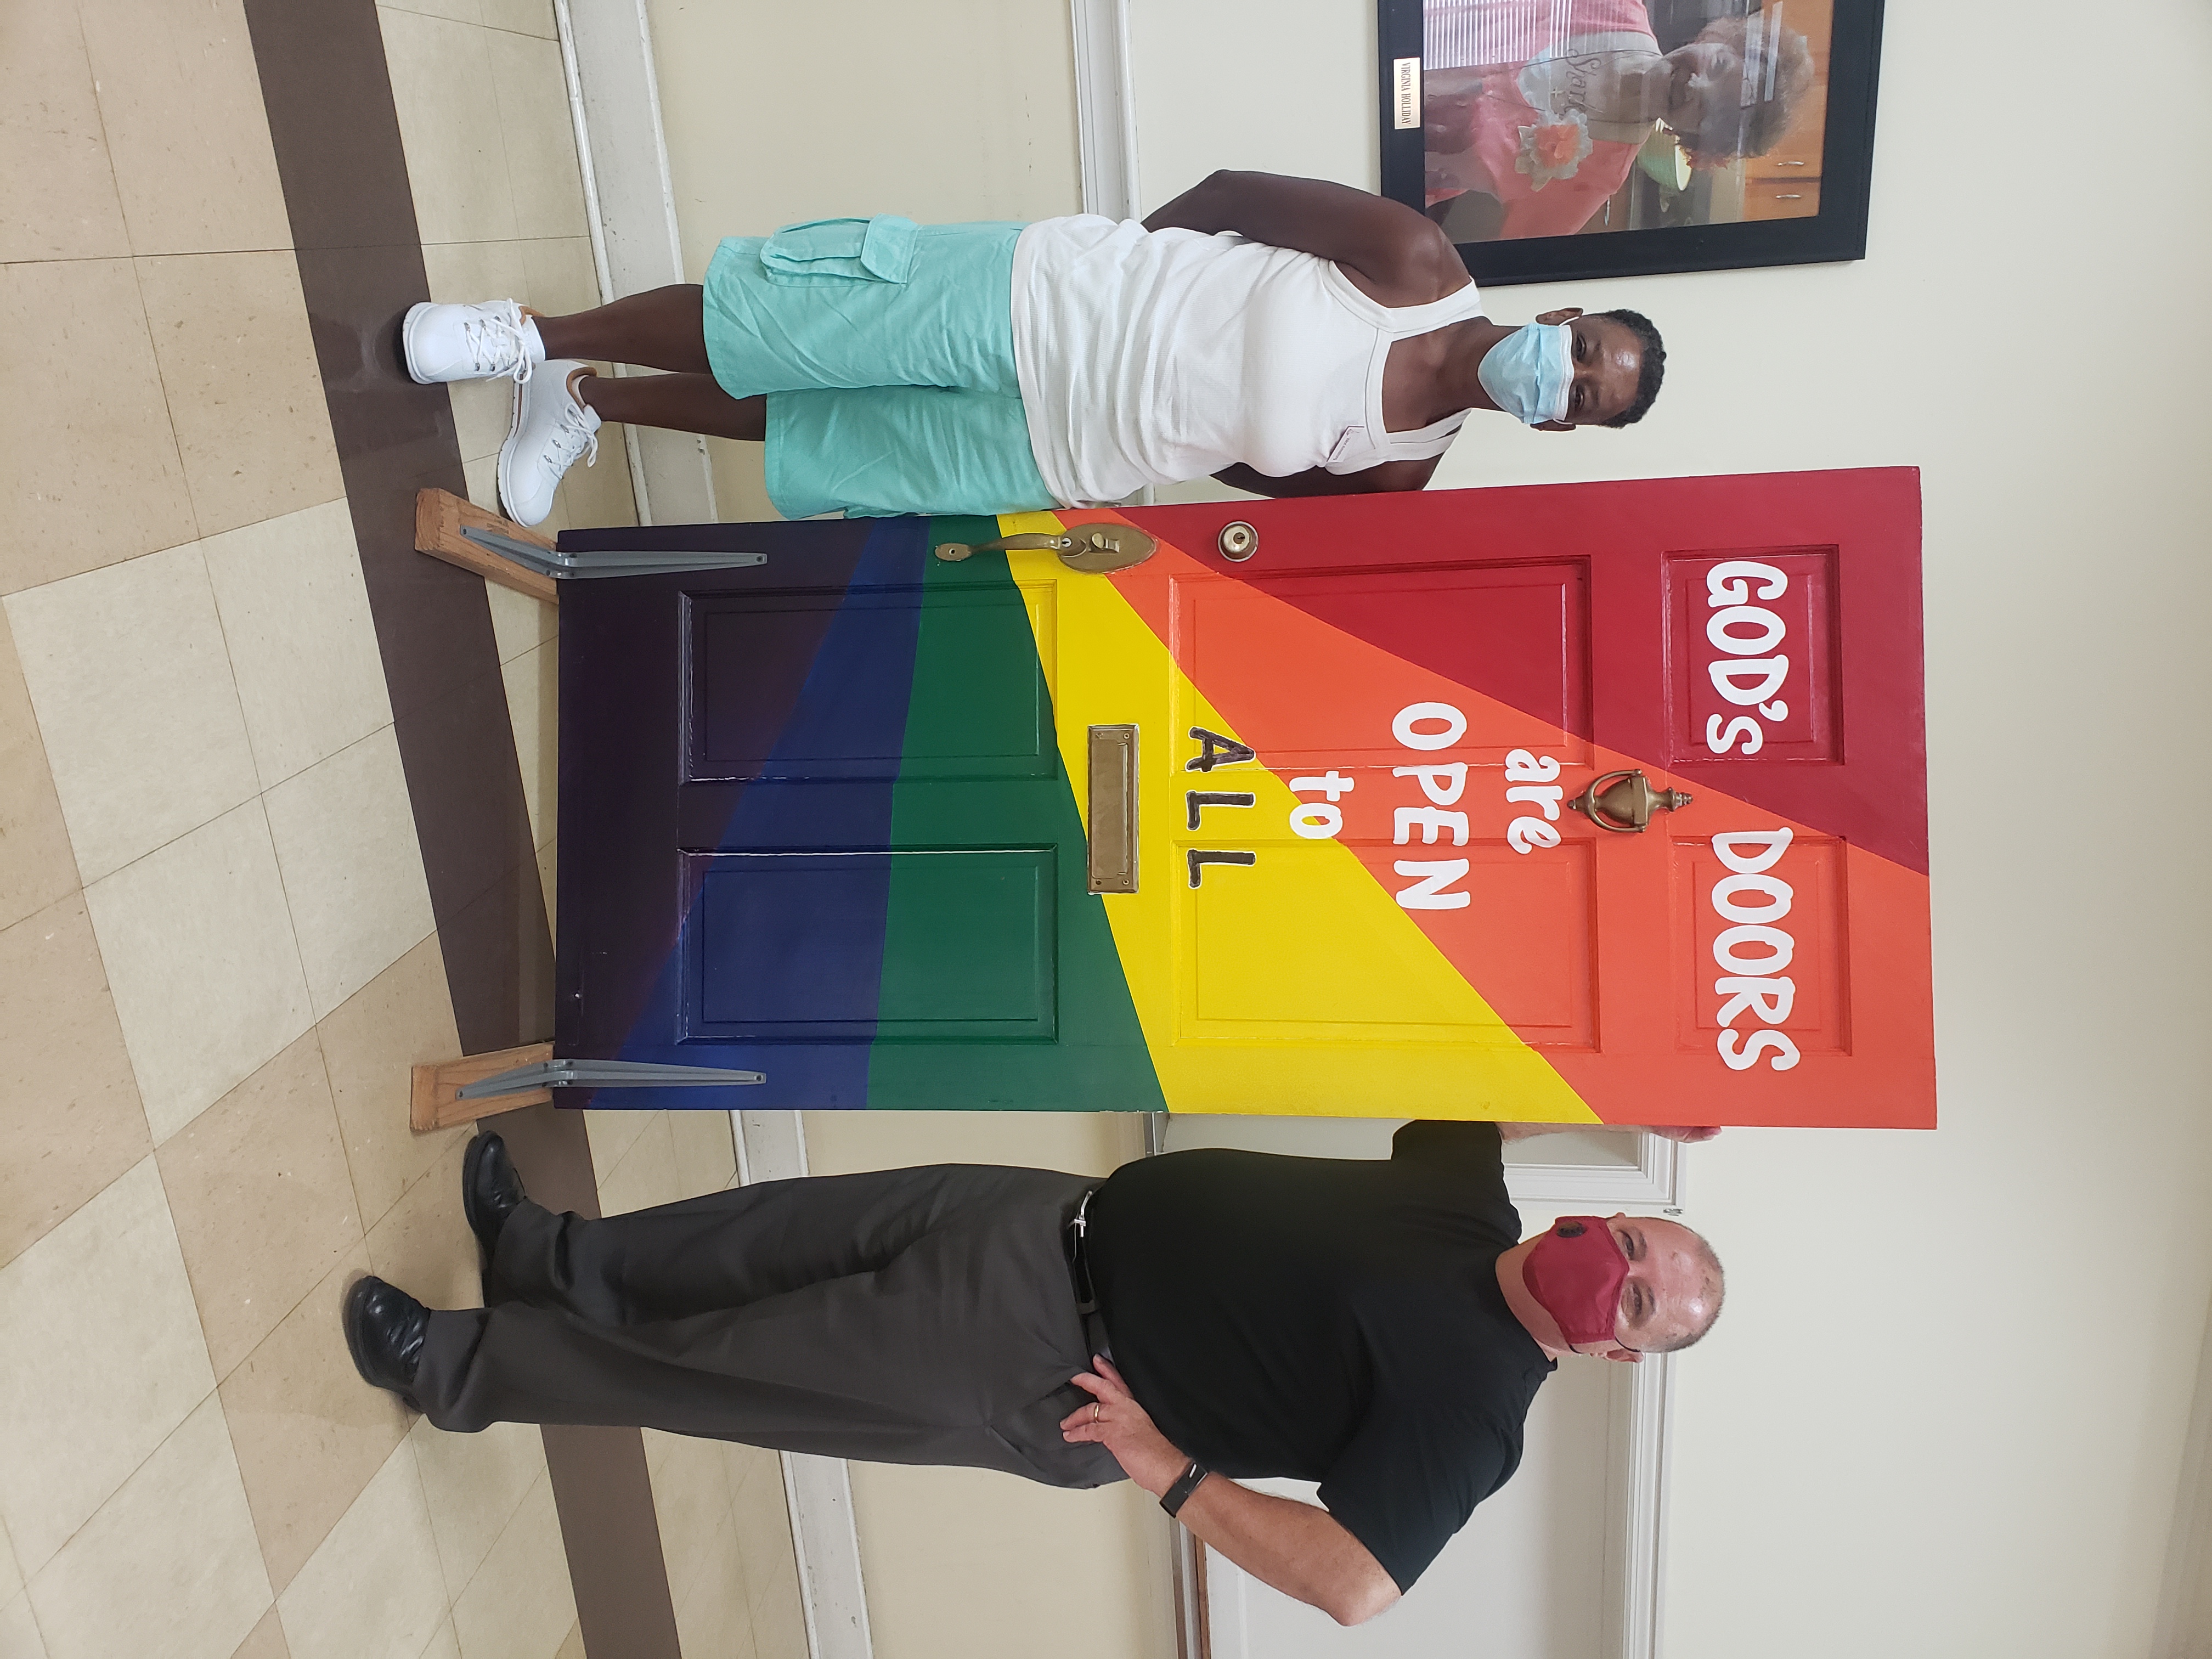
[1597,308,1665,427]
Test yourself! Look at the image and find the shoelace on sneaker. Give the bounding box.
[546,396,599,472]
[462,310,535,383]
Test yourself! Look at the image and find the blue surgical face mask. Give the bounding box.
[1477,322,1575,426]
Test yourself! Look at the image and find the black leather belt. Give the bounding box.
[1064,1186,1099,1313]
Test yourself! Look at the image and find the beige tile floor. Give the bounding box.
[2,2,796,1656]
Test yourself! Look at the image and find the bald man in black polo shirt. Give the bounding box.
[347,1119,1723,1625]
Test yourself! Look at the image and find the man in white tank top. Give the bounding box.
[402,172,1665,526]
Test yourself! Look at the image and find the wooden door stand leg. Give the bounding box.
[414,488,560,604]
[411,1042,555,1131]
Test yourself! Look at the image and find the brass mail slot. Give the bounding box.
[1087,725,1138,894]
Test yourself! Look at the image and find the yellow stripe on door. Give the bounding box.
[1000,516,1598,1123]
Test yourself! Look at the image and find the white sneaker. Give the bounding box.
[498,362,600,528]
[403,299,544,385]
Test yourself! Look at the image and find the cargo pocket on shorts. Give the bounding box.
[758,215,919,286]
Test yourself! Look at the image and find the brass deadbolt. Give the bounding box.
[1217,521,1258,561]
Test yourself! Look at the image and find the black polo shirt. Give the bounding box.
[1085,1120,1551,1592]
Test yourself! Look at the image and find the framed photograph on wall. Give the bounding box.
[1378,0,1884,285]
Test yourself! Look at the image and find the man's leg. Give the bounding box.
[571,372,764,441]
[489,1162,1008,1325]
[415,1166,1122,1488]
[533,284,711,374]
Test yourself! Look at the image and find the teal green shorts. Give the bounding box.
[701,218,1057,519]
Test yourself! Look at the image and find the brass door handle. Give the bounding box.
[1566,769,1693,833]
[934,522,1156,573]
[1087,725,1138,893]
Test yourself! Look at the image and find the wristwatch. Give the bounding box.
[1160,1460,1210,1518]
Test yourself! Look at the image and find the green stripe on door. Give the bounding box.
[870,519,1166,1110]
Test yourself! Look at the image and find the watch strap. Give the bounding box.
[1160,1460,1210,1517]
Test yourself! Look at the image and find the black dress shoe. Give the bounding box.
[462,1131,527,1259]
[344,1276,429,1408]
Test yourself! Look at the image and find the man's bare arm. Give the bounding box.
[1063,1359,1402,1626]
[1212,457,1441,499]
[1144,171,1462,301]
[1176,1474,1402,1626]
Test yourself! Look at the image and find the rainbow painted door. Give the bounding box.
[555,467,1932,1126]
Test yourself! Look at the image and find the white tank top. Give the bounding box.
[1008,216,1488,509]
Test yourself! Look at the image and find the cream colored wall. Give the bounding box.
[644,0,1085,523]
[647,0,2212,1652]
[800,1111,1176,1659]
[1128,1,2212,1655]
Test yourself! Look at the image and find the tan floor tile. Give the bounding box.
[484,30,588,241]
[0,1522,20,1603]
[77,0,290,256]
[479,0,557,40]
[5,541,259,883]
[136,252,344,539]
[318,936,467,1231]
[668,1110,737,1200]
[85,801,314,1142]
[228,1607,289,1659]
[595,1111,680,1217]
[451,376,519,466]
[747,1546,809,1659]
[0,895,149,1271]
[382,10,518,245]
[674,1538,756,1659]
[514,239,599,321]
[500,643,556,850]
[364,1135,483,1313]
[581,1108,653,1187]
[203,500,393,789]
[0,612,78,933]
[159,1033,362,1378]
[550,1624,583,1659]
[0,261,196,594]
[448,1472,576,1659]
[650,1437,735,1611]
[264,728,436,1019]
[384,0,481,24]
[485,583,556,667]
[418,241,531,309]
[409,1415,545,1600]
[729,1457,800,1624]
[0,1158,215,1574]
[422,1620,464,1659]
[276,1439,448,1659]
[220,1248,410,1595]
[25,1395,270,1659]
[0,1592,45,1659]
[462,452,500,516]
[552,424,637,530]
[0,5,128,262]
[720,1442,780,1510]
[535,839,556,940]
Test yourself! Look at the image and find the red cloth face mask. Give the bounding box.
[1522,1216,1632,1350]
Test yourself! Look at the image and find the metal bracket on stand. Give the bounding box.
[455,1057,768,1100]
[459,526,768,581]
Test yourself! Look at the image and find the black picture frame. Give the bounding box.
[1379,0,1884,286]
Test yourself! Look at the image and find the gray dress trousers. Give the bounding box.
[412,1163,1124,1489]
